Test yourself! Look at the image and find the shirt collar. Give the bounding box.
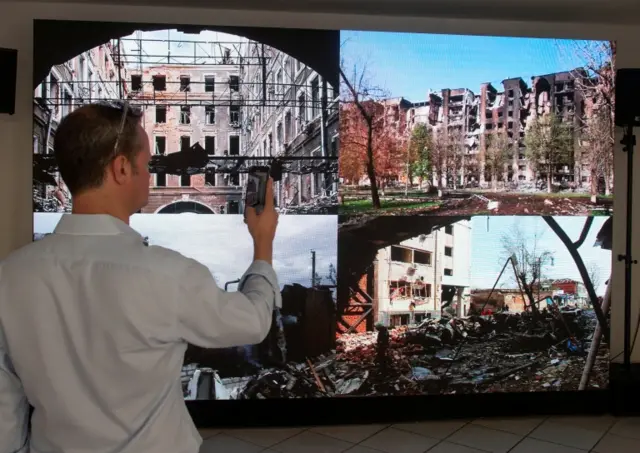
[53,214,144,242]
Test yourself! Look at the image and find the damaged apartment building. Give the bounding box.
[35,32,337,215]
[33,42,127,212]
[240,41,339,209]
[376,220,472,326]
[128,62,245,214]
[129,38,338,214]
[388,69,599,189]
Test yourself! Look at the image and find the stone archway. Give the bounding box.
[155,200,216,214]
[33,20,339,90]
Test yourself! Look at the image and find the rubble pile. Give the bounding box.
[202,310,607,399]
[279,193,338,215]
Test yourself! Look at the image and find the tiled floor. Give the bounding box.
[198,415,640,453]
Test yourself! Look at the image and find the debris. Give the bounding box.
[182,308,607,399]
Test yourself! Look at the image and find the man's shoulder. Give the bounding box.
[142,244,209,280]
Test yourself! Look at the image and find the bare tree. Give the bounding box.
[501,222,554,315]
[586,261,602,295]
[557,40,615,197]
[340,61,387,209]
[485,130,511,191]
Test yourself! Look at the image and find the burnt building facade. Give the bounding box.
[33,41,127,212]
[395,68,606,190]
[240,42,339,209]
[129,64,244,214]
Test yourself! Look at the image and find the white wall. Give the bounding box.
[0,1,637,363]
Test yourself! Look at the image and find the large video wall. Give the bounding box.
[33,22,614,402]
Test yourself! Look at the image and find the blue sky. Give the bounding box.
[340,31,605,101]
[34,214,337,290]
[470,216,611,295]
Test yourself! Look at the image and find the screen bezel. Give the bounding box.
[31,18,615,426]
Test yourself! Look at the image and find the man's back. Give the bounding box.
[0,215,280,453]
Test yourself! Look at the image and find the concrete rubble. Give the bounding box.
[187,308,607,399]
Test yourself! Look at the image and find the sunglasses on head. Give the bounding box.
[93,100,144,158]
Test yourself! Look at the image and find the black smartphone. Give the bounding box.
[244,166,270,214]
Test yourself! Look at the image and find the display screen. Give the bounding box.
[32,20,613,402]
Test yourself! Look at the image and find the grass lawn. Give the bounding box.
[340,198,441,214]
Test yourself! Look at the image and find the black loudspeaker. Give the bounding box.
[0,47,17,115]
[615,68,640,127]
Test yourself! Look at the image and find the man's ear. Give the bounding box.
[111,155,131,185]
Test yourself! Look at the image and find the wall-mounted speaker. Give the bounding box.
[615,68,640,127]
[0,48,17,115]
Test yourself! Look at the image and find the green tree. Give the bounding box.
[485,130,511,191]
[524,113,574,193]
[408,123,431,188]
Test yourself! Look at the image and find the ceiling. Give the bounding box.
[8,0,640,25]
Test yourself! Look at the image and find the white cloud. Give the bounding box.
[33,213,337,290]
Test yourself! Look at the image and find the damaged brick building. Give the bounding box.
[129,63,245,214]
[33,30,338,214]
[382,68,610,190]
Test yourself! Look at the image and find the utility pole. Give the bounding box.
[311,250,316,288]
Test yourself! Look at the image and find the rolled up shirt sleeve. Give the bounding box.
[237,260,282,310]
[175,258,281,348]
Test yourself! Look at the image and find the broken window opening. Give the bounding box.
[131,74,142,91]
[205,105,215,124]
[284,111,292,142]
[152,75,166,91]
[444,268,453,276]
[445,225,453,235]
[445,246,453,257]
[228,200,240,213]
[50,75,60,116]
[298,92,307,126]
[155,105,167,124]
[180,106,191,125]
[156,173,166,187]
[205,172,216,186]
[413,250,432,265]
[155,136,166,155]
[330,136,338,157]
[204,136,215,154]
[229,103,240,125]
[311,77,320,118]
[229,135,240,156]
[180,136,190,151]
[204,76,215,93]
[180,76,191,92]
[390,246,412,263]
[276,122,283,149]
[229,174,240,186]
[229,75,240,92]
[180,174,191,187]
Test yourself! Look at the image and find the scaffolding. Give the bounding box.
[33,30,339,213]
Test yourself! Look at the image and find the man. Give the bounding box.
[0,101,280,453]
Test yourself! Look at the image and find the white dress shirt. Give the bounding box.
[0,214,281,453]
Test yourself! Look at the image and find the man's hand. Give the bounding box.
[244,178,278,264]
